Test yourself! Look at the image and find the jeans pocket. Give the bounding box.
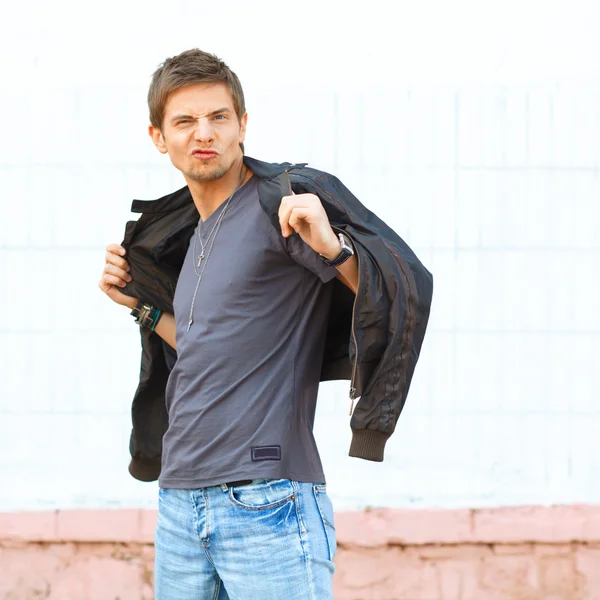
[228,478,295,511]
[313,484,337,561]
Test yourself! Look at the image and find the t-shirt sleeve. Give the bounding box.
[284,233,339,283]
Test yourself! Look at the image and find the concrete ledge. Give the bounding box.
[472,505,600,543]
[335,508,474,546]
[2,505,600,545]
[0,509,156,544]
[336,504,600,547]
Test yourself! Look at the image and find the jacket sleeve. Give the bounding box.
[323,174,434,462]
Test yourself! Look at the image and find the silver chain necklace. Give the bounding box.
[195,201,227,269]
[194,197,231,275]
[187,166,247,331]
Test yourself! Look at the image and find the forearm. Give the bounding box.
[127,299,177,350]
[152,311,177,350]
[318,228,359,294]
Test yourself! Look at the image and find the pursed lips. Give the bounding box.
[191,149,218,158]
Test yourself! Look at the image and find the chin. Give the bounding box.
[187,163,228,183]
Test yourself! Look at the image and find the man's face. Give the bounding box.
[149,82,247,183]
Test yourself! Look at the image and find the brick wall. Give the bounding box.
[2,506,600,600]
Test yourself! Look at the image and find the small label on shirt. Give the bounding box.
[251,445,281,461]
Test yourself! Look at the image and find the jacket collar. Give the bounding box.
[243,155,307,180]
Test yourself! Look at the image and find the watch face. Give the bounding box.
[339,233,354,254]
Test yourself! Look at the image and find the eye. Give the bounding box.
[213,114,226,120]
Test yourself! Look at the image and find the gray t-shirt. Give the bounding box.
[158,175,338,488]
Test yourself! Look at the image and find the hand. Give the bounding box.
[99,244,139,309]
[278,192,341,259]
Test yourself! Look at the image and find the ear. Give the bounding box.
[148,124,168,154]
[239,112,248,144]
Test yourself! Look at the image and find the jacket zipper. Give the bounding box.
[326,223,361,414]
[348,244,361,415]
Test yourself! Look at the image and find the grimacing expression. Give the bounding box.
[150,82,247,183]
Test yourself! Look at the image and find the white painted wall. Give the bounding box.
[1,0,599,511]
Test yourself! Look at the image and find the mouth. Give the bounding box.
[192,149,218,160]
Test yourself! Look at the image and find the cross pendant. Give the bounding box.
[197,253,205,267]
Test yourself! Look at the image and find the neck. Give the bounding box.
[186,154,250,221]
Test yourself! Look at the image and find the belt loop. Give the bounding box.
[220,483,228,492]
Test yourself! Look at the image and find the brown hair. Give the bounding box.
[148,49,246,142]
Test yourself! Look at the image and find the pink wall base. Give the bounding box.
[2,505,600,599]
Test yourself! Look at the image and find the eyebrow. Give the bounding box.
[170,107,233,123]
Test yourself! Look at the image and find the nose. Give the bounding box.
[193,117,214,144]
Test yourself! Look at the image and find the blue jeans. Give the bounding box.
[154,479,336,599]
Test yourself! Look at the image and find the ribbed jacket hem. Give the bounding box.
[348,429,389,462]
[129,457,161,482]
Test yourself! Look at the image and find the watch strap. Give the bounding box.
[321,232,354,267]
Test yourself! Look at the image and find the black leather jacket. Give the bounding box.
[120,156,433,482]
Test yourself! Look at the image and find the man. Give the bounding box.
[99,49,432,599]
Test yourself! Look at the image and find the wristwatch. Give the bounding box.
[321,232,355,267]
